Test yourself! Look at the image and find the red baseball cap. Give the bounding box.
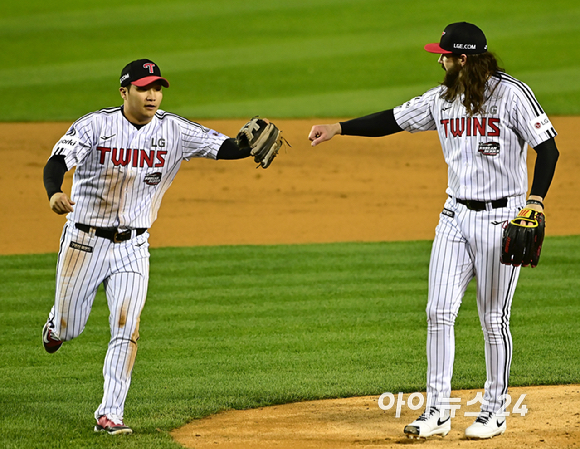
[120,59,170,88]
[424,22,488,55]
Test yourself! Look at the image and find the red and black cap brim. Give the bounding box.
[131,76,170,88]
[424,43,453,54]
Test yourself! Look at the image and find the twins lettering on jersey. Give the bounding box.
[97,147,167,168]
[97,138,167,168]
[440,117,500,138]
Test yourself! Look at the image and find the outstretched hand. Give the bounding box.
[308,123,341,147]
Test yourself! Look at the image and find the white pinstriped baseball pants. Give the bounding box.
[426,196,523,413]
[46,221,150,419]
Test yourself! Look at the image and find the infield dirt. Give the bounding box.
[1,118,578,448]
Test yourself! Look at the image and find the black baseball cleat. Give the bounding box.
[42,322,63,353]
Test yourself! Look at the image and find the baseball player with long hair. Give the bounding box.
[309,22,559,439]
[41,59,272,434]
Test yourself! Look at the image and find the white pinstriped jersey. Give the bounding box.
[393,73,557,201]
[50,107,228,230]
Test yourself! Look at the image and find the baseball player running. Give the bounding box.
[41,59,280,435]
[309,22,559,439]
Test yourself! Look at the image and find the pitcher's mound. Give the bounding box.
[172,385,580,449]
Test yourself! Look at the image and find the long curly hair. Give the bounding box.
[441,52,505,116]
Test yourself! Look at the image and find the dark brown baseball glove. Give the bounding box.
[501,208,546,268]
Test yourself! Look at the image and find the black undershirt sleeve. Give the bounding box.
[216,138,251,160]
[339,109,403,137]
[530,137,559,198]
[43,155,68,199]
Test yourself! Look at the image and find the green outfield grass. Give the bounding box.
[1,0,579,121]
[1,236,579,448]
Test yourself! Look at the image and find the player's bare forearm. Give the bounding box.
[309,123,341,147]
[49,192,75,215]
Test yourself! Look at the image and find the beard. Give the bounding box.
[442,60,462,89]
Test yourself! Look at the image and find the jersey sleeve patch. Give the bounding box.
[529,113,553,135]
[53,136,81,156]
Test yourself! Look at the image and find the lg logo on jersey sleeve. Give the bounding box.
[530,113,552,135]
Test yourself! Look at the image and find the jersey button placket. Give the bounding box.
[118,131,141,229]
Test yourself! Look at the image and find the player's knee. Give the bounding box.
[481,324,510,344]
[479,313,510,339]
[426,306,458,326]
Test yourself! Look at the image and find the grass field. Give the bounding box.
[1,0,579,121]
[1,237,579,448]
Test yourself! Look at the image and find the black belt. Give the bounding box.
[75,223,147,243]
[455,197,507,211]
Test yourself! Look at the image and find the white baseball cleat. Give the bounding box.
[404,406,451,438]
[464,411,506,439]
